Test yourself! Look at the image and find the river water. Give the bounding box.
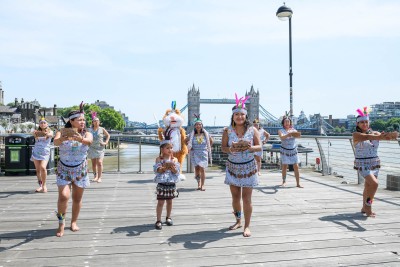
[102,139,400,184]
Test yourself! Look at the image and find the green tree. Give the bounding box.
[370,119,386,131]
[84,104,101,126]
[99,108,125,131]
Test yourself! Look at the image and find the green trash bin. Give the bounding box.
[5,134,35,176]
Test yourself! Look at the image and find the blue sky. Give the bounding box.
[1,0,399,126]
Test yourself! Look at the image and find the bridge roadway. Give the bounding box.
[1,170,400,266]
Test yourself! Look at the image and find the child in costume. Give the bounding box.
[158,101,188,180]
[352,107,398,217]
[31,116,54,193]
[153,133,180,230]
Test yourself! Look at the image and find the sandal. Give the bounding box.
[155,221,162,230]
[166,217,173,226]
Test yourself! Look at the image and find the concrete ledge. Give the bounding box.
[387,174,400,191]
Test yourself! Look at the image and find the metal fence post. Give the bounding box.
[117,136,120,172]
[137,136,144,174]
[315,137,329,176]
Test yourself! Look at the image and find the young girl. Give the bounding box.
[153,140,180,230]
[31,118,54,193]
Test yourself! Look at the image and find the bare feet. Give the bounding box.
[56,224,65,237]
[281,181,286,187]
[96,179,102,183]
[200,187,206,191]
[35,186,43,192]
[364,206,376,217]
[35,186,48,193]
[258,172,262,176]
[243,227,251,237]
[296,184,304,188]
[70,222,80,232]
[229,221,242,230]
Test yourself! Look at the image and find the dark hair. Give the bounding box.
[194,123,204,134]
[355,115,372,133]
[230,105,250,131]
[65,110,83,128]
[281,117,292,126]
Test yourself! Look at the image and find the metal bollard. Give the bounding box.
[137,137,144,174]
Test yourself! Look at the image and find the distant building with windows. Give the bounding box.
[94,100,114,110]
[369,102,400,120]
[93,100,129,124]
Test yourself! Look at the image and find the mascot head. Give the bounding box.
[163,101,184,129]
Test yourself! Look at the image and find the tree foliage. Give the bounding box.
[370,118,400,132]
[58,104,125,131]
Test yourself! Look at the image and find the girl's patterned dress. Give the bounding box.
[56,134,90,188]
[153,159,180,199]
[354,139,380,178]
[225,126,258,187]
[280,128,300,165]
[31,136,52,161]
[88,127,105,159]
[190,133,209,168]
[254,128,266,157]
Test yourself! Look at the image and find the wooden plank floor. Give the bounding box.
[1,169,400,267]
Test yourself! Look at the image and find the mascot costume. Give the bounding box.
[158,101,188,180]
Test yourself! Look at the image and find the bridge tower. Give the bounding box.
[246,85,260,123]
[187,84,200,128]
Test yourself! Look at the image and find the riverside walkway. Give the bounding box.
[1,170,400,267]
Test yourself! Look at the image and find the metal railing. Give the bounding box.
[1,134,399,186]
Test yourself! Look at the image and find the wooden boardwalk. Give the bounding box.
[1,169,400,267]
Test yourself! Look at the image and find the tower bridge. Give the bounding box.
[124,84,327,135]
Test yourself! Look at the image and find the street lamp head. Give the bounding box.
[276,3,293,21]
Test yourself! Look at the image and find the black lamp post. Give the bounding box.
[276,3,294,119]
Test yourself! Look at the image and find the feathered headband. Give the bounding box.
[69,101,85,120]
[356,107,369,122]
[167,100,178,115]
[193,113,202,124]
[282,111,291,120]
[37,111,46,122]
[232,93,250,115]
[91,111,99,121]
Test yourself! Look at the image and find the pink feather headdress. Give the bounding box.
[232,93,250,115]
[91,111,99,121]
[356,106,369,122]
